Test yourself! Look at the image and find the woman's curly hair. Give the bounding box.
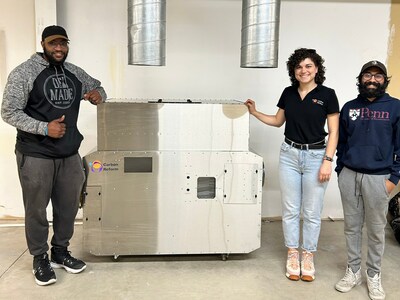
[286,48,326,86]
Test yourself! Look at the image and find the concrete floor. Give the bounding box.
[0,220,399,300]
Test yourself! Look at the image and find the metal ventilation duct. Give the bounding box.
[127,0,166,66]
[241,0,281,68]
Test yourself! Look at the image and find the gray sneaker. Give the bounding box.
[335,266,362,293]
[366,271,385,300]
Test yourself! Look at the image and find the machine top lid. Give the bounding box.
[104,98,244,105]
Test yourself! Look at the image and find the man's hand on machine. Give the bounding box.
[84,90,102,105]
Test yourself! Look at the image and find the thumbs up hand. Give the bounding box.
[47,115,66,138]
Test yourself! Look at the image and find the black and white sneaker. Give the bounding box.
[50,247,86,274]
[32,253,57,286]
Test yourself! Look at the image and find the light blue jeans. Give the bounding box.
[279,142,328,252]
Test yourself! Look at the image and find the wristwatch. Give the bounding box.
[324,155,333,162]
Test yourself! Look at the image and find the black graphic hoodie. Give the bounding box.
[335,93,400,185]
[1,53,107,158]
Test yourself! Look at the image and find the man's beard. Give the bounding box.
[358,81,387,99]
[43,48,68,66]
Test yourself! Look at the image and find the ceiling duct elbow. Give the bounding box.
[240,0,281,68]
[128,0,166,66]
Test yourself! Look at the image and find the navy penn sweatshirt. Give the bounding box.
[336,93,400,185]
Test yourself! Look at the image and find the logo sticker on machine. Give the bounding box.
[89,160,103,173]
[89,160,119,173]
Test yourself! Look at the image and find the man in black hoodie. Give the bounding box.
[1,25,107,286]
[334,61,400,300]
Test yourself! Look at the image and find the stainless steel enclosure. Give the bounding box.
[82,99,263,257]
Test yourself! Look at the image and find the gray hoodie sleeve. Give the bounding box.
[1,62,48,135]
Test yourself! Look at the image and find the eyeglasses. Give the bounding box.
[362,72,385,81]
[47,40,69,48]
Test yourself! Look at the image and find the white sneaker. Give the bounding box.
[300,251,315,282]
[285,249,300,281]
[366,271,385,300]
[335,266,362,293]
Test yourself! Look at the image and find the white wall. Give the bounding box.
[0,0,36,218]
[0,0,392,219]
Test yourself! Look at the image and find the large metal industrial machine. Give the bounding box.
[82,99,263,259]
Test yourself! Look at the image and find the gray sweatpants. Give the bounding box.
[16,151,85,256]
[338,166,390,276]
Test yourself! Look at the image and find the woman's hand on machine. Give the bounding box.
[245,99,257,115]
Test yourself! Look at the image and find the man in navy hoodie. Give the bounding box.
[334,61,400,300]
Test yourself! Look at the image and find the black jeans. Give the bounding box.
[16,151,85,256]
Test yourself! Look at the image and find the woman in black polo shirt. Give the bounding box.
[245,48,339,282]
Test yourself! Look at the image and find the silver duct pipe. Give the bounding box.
[241,0,281,68]
[127,0,166,66]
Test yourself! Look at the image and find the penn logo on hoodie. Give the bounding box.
[44,74,76,109]
[349,109,360,121]
[349,107,389,121]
